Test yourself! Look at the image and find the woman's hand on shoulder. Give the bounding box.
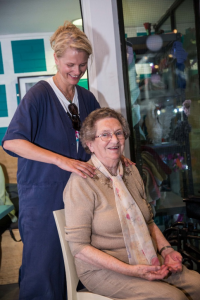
[131,264,169,281]
[121,155,135,167]
[56,156,96,178]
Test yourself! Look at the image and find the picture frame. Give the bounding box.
[17,75,55,101]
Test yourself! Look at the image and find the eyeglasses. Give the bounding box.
[95,130,125,142]
[67,103,81,131]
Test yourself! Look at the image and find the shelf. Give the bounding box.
[156,191,186,215]
[127,33,181,55]
[127,33,181,46]
[143,143,185,155]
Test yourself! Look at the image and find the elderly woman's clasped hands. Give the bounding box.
[163,248,183,274]
[128,247,183,282]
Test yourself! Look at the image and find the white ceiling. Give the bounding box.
[122,0,194,28]
[0,0,82,35]
[0,0,195,36]
[123,0,174,27]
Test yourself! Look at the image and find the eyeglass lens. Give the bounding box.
[100,131,124,141]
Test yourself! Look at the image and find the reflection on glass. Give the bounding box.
[175,0,200,197]
[123,0,200,232]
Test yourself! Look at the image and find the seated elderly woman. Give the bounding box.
[64,108,200,300]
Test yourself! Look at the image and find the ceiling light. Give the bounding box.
[72,19,82,26]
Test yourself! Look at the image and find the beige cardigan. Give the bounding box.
[63,161,155,274]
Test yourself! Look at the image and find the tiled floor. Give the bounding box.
[0,283,19,300]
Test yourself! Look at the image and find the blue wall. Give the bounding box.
[0,127,7,145]
[0,85,8,117]
[11,39,47,73]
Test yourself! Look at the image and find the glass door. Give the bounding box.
[120,0,200,231]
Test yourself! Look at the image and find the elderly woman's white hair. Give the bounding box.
[80,107,130,154]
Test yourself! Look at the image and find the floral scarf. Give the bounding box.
[91,154,159,266]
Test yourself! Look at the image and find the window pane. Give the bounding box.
[122,0,200,231]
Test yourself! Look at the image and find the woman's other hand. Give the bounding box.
[163,249,183,273]
[121,155,135,167]
[148,223,182,273]
[56,156,96,178]
[133,264,169,281]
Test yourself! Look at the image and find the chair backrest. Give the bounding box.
[53,209,79,300]
[53,209,112,300]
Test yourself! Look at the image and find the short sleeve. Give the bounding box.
[63,174,95,256]
[90,92,100,111]
[2,88,39,157]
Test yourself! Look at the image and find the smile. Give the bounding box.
[69,74,80,78]
[108,146,119,150]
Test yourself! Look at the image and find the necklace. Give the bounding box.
[54,75,75,102]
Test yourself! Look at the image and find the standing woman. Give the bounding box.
[2,22,100,300]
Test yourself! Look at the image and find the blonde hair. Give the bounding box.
[50,21,92,58]
[80,108,130,154]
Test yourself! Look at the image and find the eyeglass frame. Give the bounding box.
[67,103,81,131]
[95,130,125,142]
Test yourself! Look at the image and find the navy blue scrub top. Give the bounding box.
[2,81,100,187]
[1,81,100,300]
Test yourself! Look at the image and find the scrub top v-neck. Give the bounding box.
[46,77,80,151]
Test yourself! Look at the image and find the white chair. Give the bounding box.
[53,209,112,300]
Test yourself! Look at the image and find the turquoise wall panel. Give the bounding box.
[16,84,20,105]
[11,39,47,73]
[77,78,88,90]
[0,85,8,117]
[0,127,7,144]
[0,43,4,74]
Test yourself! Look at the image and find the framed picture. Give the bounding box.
[17,75,55,101]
